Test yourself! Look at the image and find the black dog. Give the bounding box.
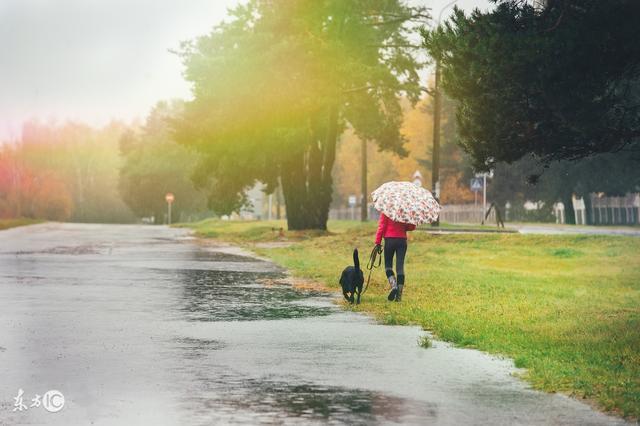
[339,249,365,304]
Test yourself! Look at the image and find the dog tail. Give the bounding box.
[353,248,360,269]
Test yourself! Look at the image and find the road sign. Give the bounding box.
[412,170,423,187]
[470,178,483,192]
[348,195,357,207]
[165,193,175,225]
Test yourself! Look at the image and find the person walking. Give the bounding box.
[371,180,441,302]
[374,213,416,302]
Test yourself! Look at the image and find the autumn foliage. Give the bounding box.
[0,120,137,223]
[333,95,474,207]
[0,148,72,220]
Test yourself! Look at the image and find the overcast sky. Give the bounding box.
[0,0,492,142]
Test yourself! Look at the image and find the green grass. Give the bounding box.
[177,218,371,241]
[0,218,43,231]
[181,219,640,419]
[418,334,433,349]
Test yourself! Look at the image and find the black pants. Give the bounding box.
[384,237,407,277]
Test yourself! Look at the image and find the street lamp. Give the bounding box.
[430,0,458,227]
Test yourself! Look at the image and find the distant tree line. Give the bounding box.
[1,121,134,222]
[0,104,210,224]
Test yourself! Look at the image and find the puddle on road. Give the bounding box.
[173,337,227,358]
[188,250,264,263]
[13,245,105,255]
[180,377,437,425]
[169,251,441,424]
[179,269,335,322]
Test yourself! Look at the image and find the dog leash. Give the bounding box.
[362,244,382,295]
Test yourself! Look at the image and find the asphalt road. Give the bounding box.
[0,223,630,425]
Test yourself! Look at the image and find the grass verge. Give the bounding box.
[180,218,640,419]
[0,218,43,231]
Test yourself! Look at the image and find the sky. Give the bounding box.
[0,0,492,142]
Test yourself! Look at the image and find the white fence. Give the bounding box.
[438,204,495,225]
[330,204,494,225]
[572,193,640,225]
[329,206,379,221]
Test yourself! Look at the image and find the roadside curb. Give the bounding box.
[419,228,518,234]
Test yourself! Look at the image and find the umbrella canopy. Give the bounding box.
[371,181,441,225]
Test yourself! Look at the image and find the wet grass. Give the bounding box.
[0,218,43,231]
[182,219,640,419]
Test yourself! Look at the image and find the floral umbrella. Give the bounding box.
[371,181,441,225]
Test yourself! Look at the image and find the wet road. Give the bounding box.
[0,223,629,425]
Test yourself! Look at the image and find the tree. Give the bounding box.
[0,147,73,221]
[423,0,640,170]
[175,0,426,230]
[119,101,209,223]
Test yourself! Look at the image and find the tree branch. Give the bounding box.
[362,13,431,27]
[543,0,567,33]
[342,83,421,95]
[368,44,422,49]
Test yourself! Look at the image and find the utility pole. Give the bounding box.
[482,172,487,220]
[276,183,281,220]
[477,171,491,224]
[430,0,458,227]
[361,138,368,221]
[431,57,441,227]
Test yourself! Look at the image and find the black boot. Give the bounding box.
[386,270,397,301]
[395,275,405,302]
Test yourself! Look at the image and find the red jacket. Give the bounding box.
[375,214,416,244]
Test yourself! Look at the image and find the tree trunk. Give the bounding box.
[280,148,308,229]
[562,193,576,225]
[280,106,339,230]
[276,181,282,220]
[582,193,593,225]
[361,138,368,221]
